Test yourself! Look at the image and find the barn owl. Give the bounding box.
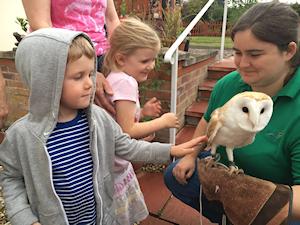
[206,91,273,173]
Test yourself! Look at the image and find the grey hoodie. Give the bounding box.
[0,28,171,225]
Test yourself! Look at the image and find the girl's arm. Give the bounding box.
[22,0,52,31]
[115,100,178,139]
[105,0,120,39]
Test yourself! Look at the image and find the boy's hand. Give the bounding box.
[160,112,180,128]
[141,97,162,118]
[94,72,116,116]
[32,222,42,225]
[170,136,207,158]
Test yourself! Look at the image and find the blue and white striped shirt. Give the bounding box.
[46,111,96,225]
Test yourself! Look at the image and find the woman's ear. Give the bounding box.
[285,41,297,60]
[115,53,126,67]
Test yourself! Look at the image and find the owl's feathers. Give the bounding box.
[206,91,273,170]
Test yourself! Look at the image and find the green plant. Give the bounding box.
[139,78,165,104]
[154,54,163,72]
[120,0,127,17]
[161,6,184,47]
[15,17,28,32]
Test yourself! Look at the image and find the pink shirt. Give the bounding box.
[51,0,110,55]
[107,71,141,121]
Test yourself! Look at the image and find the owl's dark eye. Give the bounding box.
[242,107,249,113]
[260,108,265,114]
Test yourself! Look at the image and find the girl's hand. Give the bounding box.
[32,222,42,225]
[170,136,208,158]
[160,112,180,128]
[141,97,162,118]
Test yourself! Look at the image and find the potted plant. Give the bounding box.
[13,17,29,48]
[161,6,185,49]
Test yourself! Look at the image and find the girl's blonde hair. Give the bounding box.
[103,17,161,75]
[68,35,95,63]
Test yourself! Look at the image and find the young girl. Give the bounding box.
[103,18,180,224]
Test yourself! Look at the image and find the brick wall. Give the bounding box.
[0,51,29,129]
[0,50,216,142]
[139,50,217,142]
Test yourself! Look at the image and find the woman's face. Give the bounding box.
[233,29,294,91]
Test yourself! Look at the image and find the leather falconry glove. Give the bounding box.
[197,158,293,225]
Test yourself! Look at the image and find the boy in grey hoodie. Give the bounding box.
[0,28,206,225]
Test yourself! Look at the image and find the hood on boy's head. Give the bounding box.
[15,28,96,135]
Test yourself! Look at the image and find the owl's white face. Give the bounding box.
[228,92,273,132]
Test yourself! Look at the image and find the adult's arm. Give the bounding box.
[22,0,52,31]
[0,72,8,129]
[292,185,300,219]
[105,0,120,39]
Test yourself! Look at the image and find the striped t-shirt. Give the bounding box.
[46,111,96,225]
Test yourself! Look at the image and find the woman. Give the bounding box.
[164,2,300,224]
[22,0,119,114]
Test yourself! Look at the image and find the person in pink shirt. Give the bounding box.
[22,0,119,114]
[104,17,180,224]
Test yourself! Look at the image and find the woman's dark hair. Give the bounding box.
[231,2,300,67]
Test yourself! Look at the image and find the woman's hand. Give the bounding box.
[172,153,199,185]
[140,97,162,118]
[94,72,116,116]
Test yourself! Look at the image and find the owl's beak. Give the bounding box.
[249,110,259,130]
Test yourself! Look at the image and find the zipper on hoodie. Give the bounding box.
[43,144,69,224]
[90,119,104,225]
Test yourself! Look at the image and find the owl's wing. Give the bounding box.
[207,108,223,145]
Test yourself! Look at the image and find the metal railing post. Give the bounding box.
[163,0,216,144]
[220,0,228,60]
[169,49,178,145]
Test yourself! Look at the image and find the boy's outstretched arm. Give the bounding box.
[170,136,208,158]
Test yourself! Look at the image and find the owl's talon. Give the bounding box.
[212,153,221,162]
[228,161,244,175]
[205,157,215,168]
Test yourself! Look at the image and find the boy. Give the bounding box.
[0,28,206,225]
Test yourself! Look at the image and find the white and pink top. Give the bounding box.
[51,0,110,55]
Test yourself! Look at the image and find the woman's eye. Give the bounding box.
[250,54,261,57]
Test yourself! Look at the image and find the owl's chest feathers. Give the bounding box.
[212,121,256,148]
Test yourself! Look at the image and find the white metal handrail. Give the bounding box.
[164,0,228,144]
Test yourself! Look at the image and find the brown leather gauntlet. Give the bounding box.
[197,158,293,225]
